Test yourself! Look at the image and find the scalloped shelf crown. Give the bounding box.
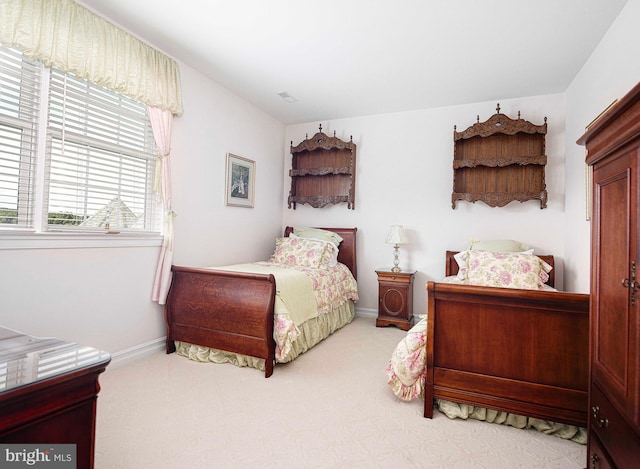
[452,104,548,209]
[455,104,547,140]
[289,125,356,210]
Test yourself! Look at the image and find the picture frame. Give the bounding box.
[225,153,255,208]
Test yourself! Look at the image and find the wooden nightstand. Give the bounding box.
[375,269,416,331]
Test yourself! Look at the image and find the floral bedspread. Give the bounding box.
[385,278,465,400]
[254,261,359,360]
[385,316,427,400]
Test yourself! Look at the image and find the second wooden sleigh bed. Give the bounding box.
[164,227,357,378]
[423,251,590,427]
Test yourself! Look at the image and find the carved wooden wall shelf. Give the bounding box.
[288,125,356,209]
[452,104,548,209]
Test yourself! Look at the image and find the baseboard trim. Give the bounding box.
[355,307,376,319]
[108,337,165,369]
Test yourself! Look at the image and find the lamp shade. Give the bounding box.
[386,225,408,245]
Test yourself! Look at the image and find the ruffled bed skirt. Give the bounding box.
[435,399,587,444]
[175,300,355,372]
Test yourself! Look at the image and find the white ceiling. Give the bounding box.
[79,0,628,124]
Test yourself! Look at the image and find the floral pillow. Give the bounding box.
[454,250,552,290]
[289,233,339,266]
[270,237,337,269]
[318,240,339,267]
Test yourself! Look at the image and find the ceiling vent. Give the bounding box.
[277,91,297,103]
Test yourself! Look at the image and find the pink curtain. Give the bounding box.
[148,106,175,304]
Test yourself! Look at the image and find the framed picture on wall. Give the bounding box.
[225,153,255,208]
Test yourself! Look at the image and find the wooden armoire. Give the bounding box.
[578,82,640,468]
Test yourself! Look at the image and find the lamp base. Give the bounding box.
[391,244,402,272]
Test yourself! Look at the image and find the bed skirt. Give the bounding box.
[175,300,355,372]
[435,399,587,444]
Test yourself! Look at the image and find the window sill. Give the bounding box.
[0,231,164,250]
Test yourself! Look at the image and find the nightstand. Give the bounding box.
[375,269,416,331]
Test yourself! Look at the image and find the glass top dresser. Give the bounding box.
[0,327,111,469]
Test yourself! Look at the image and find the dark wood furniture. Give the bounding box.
[375,269,415,331]
[0,327,110,469]
[452,104,548,209]
[423,251,590,427]
[578,82,640,468]
[288,125,356,209]
[165,227,358,378]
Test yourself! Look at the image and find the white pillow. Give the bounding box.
[293,227,343,247]
[469,239,530,252]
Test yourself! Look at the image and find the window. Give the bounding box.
[0,46,39,228]
[0,44,161,237]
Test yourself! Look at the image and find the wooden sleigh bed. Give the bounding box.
[164,227,358,378]
[423,251,590,428]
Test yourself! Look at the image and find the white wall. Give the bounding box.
[0,61,285,357]
[284,0,640,315]
[170,66,285,268]
[1,245,163,353]
[2,0,637,355]
[563,0,640,293]
[283,94,568,319]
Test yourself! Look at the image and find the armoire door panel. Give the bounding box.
[593,148,640,427]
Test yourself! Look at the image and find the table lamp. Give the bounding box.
[386,225,408,272]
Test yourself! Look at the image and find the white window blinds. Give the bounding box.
[0,43,161,235]
[45,69,161,232]
[0,46,40,229]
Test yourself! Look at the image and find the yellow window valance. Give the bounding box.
[0,0,183,115]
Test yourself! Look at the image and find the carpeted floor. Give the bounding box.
[95,316,586,468]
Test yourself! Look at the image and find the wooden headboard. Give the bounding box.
[284,227,358,279]
[445,250,555,288]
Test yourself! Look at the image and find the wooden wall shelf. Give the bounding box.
[452,104,548,209]
[288,125,356,209]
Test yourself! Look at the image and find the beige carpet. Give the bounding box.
[95,316,586,468]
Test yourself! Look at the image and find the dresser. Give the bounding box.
[0,327,110,469]
[578,82,640,468]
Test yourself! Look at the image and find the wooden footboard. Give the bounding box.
[165,266,276,377]
[164,227,358,378]
[423,281,590,427]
